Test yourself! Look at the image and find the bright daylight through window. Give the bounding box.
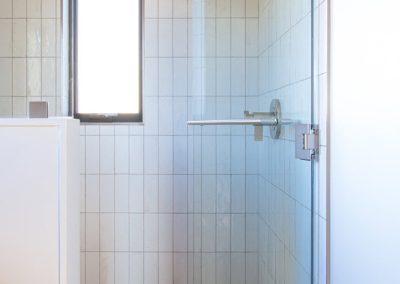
[75,0,142,122]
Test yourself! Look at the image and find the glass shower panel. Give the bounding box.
[188,0,314,283]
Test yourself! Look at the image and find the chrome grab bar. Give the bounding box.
[187,118,278,126]
[187,99,291,141]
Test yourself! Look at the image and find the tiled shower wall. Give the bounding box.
[257,0,327,283]
[0,0,328,283]
[0,0,62,117]
[188,0,261,283]
[79,0,193,282]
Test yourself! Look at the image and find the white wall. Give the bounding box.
[330,1,400,283]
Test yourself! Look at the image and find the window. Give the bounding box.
[73,0,142,122]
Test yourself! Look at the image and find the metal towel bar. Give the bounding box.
[187,99,292,141]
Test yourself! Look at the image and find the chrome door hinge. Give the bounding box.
[295,124,319,161]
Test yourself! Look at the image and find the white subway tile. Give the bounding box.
[100,136,115,174]
[144,58,158,96]
[159,58,173,96]
[144,253,158,284]
[202,253,216,284]
[143,97,158,135]
[144,136,159,174]
[173,19,187,57]
[42,19,56,56]
[173,58,188,96]
[100,252,115,284]
[173,97,187,135]
[115,136,129,174]
[159,175,173,213]
[158,97,173,135]
[115,175,129,212]
[99,125,114,136]
[11,96,25,116]
[129,136,144,174]
[42,0,55,18]
[0,58,12,97]
[0,20,12,57]
[245,253,258,283]
[231,214,245,252]
[246,0,258,17]
[159,253,173,284]
[130,214,144,251]
[100,213,115,251]
[231,19,245,56]
[13,0,26,18]
[129,175,144,213]
[115,213,129,251]
[100,175,115,213]
[216,58,231,96]
[144,175,158,213]
[159,136,173,174]
[0,0,12,18]
[41,57,56,96]
[231,253,245,284]
[231,58,245,96]
[231,0,245,17]
[174,175,187,213]
[145,0,158,18]
[27,19,41,56]
[216,18,230,57]
[174,214,188,251]
[231,136,245,174]
[12,58,26,97]
[115,125,129,135]
[115,253,129,284]
[216,214,230,251]
[86,252,100,284]
[26,58,41,96]
[144,19,158,57]
[216,0,230,17]
[174,0,188,18]
[158,19,173,57]
[0,97,12,116]
[86,175,100,212]
[86,213,100,251]
[130,253,144,284]
[245,214,258,252]
[174,139,188,175]
[202,214,216,252]
[216,254,231,283]
[216,175,230,213]
[86,136,100,174]
[86,125,100,135]
[158,214,173,251]
[173,253,188,284]
[216,136,230,175]
[202,175,217,213]
[159,0,172,18]
[12,19,26,56]
[144,214,158,251]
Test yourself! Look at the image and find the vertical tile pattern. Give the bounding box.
[0,0,327,283]
[80,1,191,283]
[0,0,62,117]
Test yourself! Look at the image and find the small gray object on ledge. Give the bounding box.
[29,101,48,118]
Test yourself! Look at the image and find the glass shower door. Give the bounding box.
[187,0,314,283]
